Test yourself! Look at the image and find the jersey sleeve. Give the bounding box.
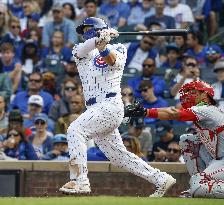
[109,43,127,70]
[191,105,218,122]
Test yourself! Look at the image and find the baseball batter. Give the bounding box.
[59,17,176,197]
[125,80,224,198]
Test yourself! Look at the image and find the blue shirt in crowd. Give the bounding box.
[87,147,108,161]
[162,60,182,70]
[144,15,176,29]
[186,46,208,64]
[10,90,54,114]
[128,76,167,99]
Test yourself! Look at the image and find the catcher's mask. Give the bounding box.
[76,17,108,40]
[179,80,215,109]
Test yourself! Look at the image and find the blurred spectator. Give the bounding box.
[49,78,78,122]
[20,0,40,31]
[0,96,8,136]
[122,134,147,161]
[62,2,76,21]
[125,35,157,71]
[0,3,10,41]
[87,145,108,161]
[212,59,224,108]
[166,141,184,163]
[121,85,135,106]
[127,0,155,27]
[29,113,53,159]
[144,0,175,29]
[139,80,168,124]
[8,0,24,19]
[186,30,208,64]
[127,117,153,157]
[174,35,187,59]
[42,72,58,98]
[42,3,77,48]
[41,30,72,75]
[0,42,22,92]
[149,121,179,161]
[21,13,41,39]
[1,128,38,160]
[128,57,167,98]
[170,56,200,99]
[1,16,24,59]
[55,94,85,134]
[201,44,223,84]
[37,0,53,27]
[42,134,69,160]
[0,69,13,104]
[99,0,130,28]
[162,43,182,70]
[10,72,54,114]
[23,95,54,134]
[164,0,194,29]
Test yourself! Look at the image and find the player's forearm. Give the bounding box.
[101,50,116,66]
[75,37,96,58]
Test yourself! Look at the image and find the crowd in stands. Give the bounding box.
[0,0,224,163]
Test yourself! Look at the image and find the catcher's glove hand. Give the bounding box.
[124,101,147,118]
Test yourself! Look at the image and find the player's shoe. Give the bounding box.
[59,180,91,195]
[179,189,192,198]
[149,174,176,197]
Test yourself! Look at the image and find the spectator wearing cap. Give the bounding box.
[144,0,175,29]
[0,96,8,136]
[166,141,184,163]
[127,0,155,27]
[8,0,24,19]
[162,43,182,70]
[29,113,53,159]
[139,80,168,125]
[10,72,54,115]
[42,3,77,48]
[212,59,224,107]
[23,95,55,134]
[99,0,130,28]
[49,78,78,122]
[127,117,153,157]
[42,134,69,160]
[201,44,223,84]
[122,134,147,161]
[55,94,85,134]
[40,30,72,75]
[149,121,179,161]
[125,35,157,71]
[186,30,208,65]
[164,0,194,29]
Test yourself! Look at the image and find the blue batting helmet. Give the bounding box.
[76,17,108,40]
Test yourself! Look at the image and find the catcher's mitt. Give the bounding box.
[124,101,147,118]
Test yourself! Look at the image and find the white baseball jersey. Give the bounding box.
[72,42,127,104]
[190,105,224,159]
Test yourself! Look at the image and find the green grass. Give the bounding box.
[0,196,223,205]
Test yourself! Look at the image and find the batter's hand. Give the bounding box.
[124,101,147,117]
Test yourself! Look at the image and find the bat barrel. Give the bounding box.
[118,29,188,36]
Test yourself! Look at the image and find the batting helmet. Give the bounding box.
[179,80,215,109]
[76,17,108,40]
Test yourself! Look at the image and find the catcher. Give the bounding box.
[125,80,224,198]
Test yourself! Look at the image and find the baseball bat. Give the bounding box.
[118,29,188,36]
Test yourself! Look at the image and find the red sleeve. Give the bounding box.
[178,109,198,121]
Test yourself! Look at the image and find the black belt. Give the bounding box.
[86,92,117,106]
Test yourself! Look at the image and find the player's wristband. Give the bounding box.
[99,48,110,57]
[146,108,158,118]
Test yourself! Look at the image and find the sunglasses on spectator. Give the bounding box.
[8,133,19,137]
[143,40,153,46]
[65,87,76,91]
[167,148,180,153]
[185,63,197,67]
[122,93,133,97]
[143,64,154,68]
[11,25,21,29]
[206,50,218,55]
[29,79,41,83]
[29,103,41,108]
[35,120,46,125]
[140,87,149,92]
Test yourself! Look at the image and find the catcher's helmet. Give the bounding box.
[179,80,215,109]
[76,17,108,35]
